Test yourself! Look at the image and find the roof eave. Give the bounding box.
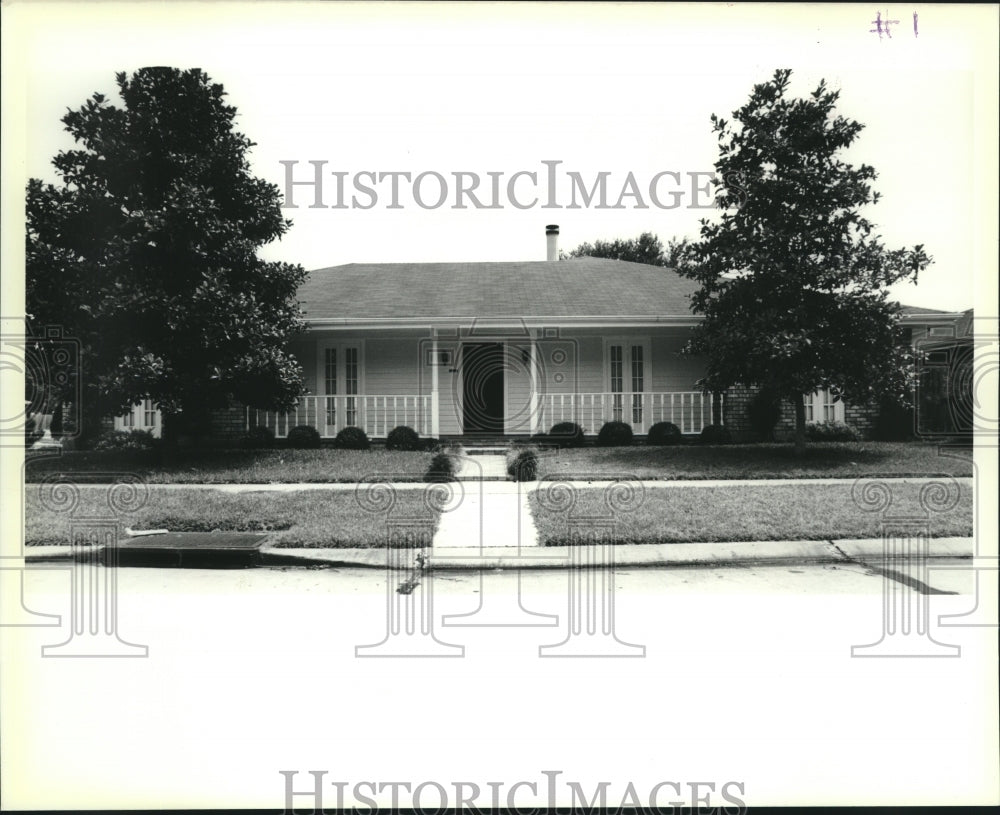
[302,315,702,331]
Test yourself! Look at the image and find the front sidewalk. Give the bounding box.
[25,536,975,569]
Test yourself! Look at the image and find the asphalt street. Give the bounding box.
[4,561,995,810]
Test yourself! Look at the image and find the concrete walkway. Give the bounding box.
[434,455,537,548]
[432,481,539,549]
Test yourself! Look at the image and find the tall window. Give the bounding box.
[324,347,337,425]
[319,342,363,431]
[606,339,650,427]
[631,345,644,424]
[610,345,624,421]
[344,347,358,426]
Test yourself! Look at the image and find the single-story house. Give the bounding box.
[115,227,973,442]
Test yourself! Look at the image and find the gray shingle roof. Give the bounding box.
[898,304,954,316]
[297,258,699,321]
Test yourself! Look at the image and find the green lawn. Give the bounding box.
[24,448,434,484]
[24,486,439,548]
[528,481,973,545]
[533,442,973,480]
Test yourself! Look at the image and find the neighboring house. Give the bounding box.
[116,228,973,442]
[115,398,162,438]
[905,306,976,436]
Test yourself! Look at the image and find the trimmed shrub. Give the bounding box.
[597,420,633,447]
[506,447,539,481]
[699,424,732,445]
[93,429,157,451]
[805,421,859,442]
[241,425,275,449]
[334,426,370,450]
[386,425,421,451]
[647,421,682,446]
[287,424,321,449]
[425,452,458,482]
[748,389,783,441]
[420,437,443,453]
[548,421,585,448]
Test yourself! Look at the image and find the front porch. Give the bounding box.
[243,325,722,440]
[247,390,720,439]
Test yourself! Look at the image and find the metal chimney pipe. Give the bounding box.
[546,224,559,261]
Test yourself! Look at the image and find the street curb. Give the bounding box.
[24,537,975,570]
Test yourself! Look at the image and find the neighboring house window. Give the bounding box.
[805,390,844,423]
[114,399,161,437]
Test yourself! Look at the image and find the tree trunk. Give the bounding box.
[78,389,107,448]
[794,392,807,456]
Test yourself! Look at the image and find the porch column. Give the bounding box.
[528,328,539,435]
[430,328,440,437]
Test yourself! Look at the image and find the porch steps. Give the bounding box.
[455,453,509,480]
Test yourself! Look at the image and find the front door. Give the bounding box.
[461,343,505,433]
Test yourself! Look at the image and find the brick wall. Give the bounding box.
[843,400,877,439]
[205,404,248,446]
[723,385,878,441]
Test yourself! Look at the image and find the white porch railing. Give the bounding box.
[249,394,431,439]
[539,391,719,435]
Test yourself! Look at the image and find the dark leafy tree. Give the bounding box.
[675,69,931,453]
[563,232,691,269]
[26,67,306,442]
[562,232,660,265]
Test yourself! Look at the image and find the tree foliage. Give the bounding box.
[562,231,691,268]
[675,69,931,449]
[26,67,306,439]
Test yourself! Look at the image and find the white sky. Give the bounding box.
[5,2,998,314]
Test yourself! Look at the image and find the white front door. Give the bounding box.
[605,338,650,432]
